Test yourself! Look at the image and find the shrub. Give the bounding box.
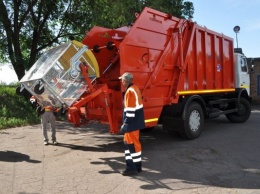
[0,84,40,129]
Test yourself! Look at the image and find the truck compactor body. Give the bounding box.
[18,7,251,139]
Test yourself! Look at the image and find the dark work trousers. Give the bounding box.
[123,130,142,171]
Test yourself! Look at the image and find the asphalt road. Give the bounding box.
[0,106,260,194]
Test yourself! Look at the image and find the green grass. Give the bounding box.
[0,84,40,129]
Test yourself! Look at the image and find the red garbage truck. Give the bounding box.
[18,7,251,139]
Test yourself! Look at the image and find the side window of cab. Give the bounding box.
[240,57,247,72]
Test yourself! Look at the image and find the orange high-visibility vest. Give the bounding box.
[123,83,145,132]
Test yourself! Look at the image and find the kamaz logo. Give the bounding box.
[149,15,162,24]
[98,32,112,38]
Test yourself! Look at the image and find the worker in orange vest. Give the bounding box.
[119,72,145,176]
[30,95,58,145]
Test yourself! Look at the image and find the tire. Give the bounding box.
[182,102,204,140]
[226,97,251,123]
[34,83,44,95]
[16,86,23,96]
[16,86,31,100]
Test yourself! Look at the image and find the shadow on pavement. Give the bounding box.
[55,140,123,153]
[0,150,41,163]
[88,119,260,190]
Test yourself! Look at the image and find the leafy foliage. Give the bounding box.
[0,84,40,129]
[80,0,194,29]
[0,0,194,80]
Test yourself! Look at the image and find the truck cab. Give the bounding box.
[234,48,250,95]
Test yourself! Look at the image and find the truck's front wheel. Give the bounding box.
[226,97,251,123]
[180,102,204,140]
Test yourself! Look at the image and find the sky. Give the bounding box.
[0,64,18,84]
[191,0,260,58]
[1,0,260,84]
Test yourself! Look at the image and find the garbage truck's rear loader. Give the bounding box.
[18,7,251,139]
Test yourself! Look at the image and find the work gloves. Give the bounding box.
[120,123,128,134]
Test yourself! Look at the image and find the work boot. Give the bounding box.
[137,168,142,173]
[52,140,58,145]
[122,169,138,176]
[43,140,48,145]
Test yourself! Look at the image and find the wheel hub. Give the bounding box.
[189,110,200,132]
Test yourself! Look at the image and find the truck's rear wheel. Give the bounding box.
[180,102,204,140]
[226,97,251,123]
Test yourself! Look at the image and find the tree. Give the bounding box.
[0,0,193,80]
[0,0,87,80]
[84,0,194,29]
